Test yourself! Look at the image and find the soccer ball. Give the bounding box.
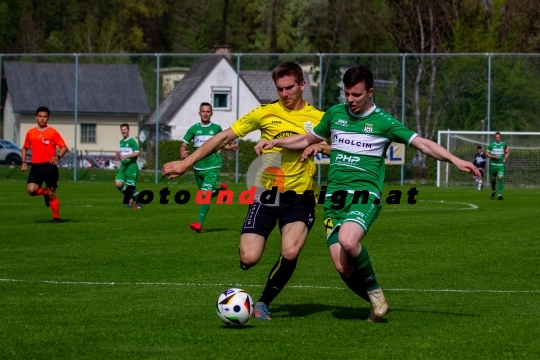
[216,288,254,325]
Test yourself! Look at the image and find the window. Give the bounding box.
[81,124,96,143]
[212,87,231,110]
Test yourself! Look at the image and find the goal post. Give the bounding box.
[437,131,540,187]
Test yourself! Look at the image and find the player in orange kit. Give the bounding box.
[21,107,69,223]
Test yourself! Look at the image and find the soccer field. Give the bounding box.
[1,179,539,359]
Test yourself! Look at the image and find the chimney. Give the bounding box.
[213,45,231,61]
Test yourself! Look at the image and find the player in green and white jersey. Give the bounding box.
[486,132,509,200]
[180,102,238,232]
[115,123,142,209]
[254,65,479,322]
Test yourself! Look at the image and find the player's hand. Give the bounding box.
[162,160,189,179]
[454,159,481,176]
[229,142,238,151]
[180,150,190,159]
[254,140,276,156]
[301,144,323,162]
[50,155,59,165]
[21,163,28,172]
[114,152,121,160]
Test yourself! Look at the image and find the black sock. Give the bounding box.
[258,255,297,305]
[340,269,370,303]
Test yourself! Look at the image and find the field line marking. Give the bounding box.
[1,278,538,294]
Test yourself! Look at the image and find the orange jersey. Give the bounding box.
[24,127,67,164]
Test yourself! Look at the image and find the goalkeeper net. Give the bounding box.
[437,131,540,188]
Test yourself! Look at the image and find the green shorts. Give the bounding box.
[194,168,220,191]
[115,162,139,186]
[323,192,382,247]
[491,165,505,177]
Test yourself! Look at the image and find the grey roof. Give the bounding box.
[145,56,224,125]
[4,62,150,115]
[145,56,315,126]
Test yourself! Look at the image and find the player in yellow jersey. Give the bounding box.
[162,61,324,320]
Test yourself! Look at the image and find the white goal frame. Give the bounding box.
[437,131,540,187]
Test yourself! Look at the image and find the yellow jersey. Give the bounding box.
[231,100,324,194]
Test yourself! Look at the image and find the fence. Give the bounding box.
[1,53,539,185]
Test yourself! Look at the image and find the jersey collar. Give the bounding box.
[347,103,376,118]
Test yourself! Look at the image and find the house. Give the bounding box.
[2,62,150,155]
[144,55,315,142]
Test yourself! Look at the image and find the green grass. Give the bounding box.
[1,178,539,359]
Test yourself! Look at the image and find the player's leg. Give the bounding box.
[497,166,505,200]
[490,169,497,199]
[191,170,219,230]
[43,164,61,222]
[26,165,50,206]
[328,239,369,302]
[115,165,130,203]
[125,163,141,208]
[254,197,315,320]
[478,170,484,191]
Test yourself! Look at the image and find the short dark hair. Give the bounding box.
[120,123,129,129]
[343,64,374,90]
[477,145,482,149]
[36,106,50,116]
[495,131,501,136]
[200,102,212,110]
[272,61,304,84]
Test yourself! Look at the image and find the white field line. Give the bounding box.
[1,278,538,294]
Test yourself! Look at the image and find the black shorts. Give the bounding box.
[241,195,316,239]
[476,169,484,177]
[27,163,59,189]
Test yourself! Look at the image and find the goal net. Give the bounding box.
[437,131,540,188]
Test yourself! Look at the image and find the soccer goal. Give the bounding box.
[437,131,540,188]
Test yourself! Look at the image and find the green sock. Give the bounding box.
[131,188,140,203]
[497,178,504,195]
[197,204,210,224]
[352,247,379,292]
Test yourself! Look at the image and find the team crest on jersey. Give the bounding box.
[363,123,374,133]
[336,119,348,127]
[209,130,214,134]
[304,121,313,132]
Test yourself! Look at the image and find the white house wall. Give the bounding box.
[168,59,262,142]
[2,94,17,143]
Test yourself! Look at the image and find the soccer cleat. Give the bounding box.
[220,183,227,191]
[44,196,50,207]
[254,302,272,320]
[498,195,503,200]
[491,191,496,200]
[189,222,202,233]
[127,197,133,208]
[367,288,388,322]
[133,203,142,210]
[52,217,61,224]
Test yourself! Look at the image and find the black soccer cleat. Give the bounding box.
[491,191,496,200]
[52,217,61,224]
[498,195,503,200]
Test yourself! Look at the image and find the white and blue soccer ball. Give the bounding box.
[216,288,254,325]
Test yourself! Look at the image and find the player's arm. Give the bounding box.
[411,136,480,176]
[485,149,497,159]
[51,146,68,165]
[254,132,321,156]
[222,141,238,151]
[180,141,190,159]
[163,128,238,179]
[504,147,509,163]
[21,146,29,172]
[300,143,331,162]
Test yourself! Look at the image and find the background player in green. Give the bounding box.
[180,102,238,232]
[486,132,509,200]
[114,123,142,209]
[255,64,479,322]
